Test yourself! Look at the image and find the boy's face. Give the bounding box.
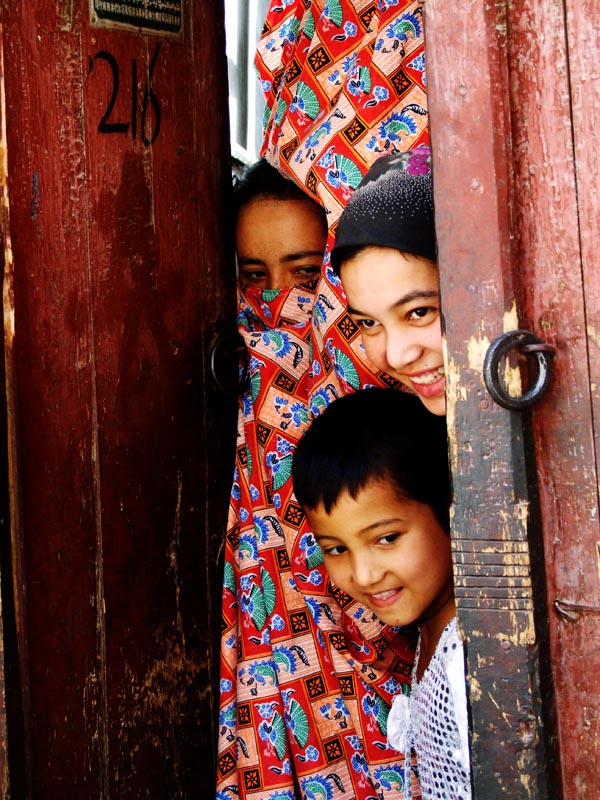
[306,478,454,629]
[340,247,446,416]
[236,197,326,290]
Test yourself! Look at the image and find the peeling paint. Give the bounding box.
[444,337,459,470]
[488,692,512,728]
[587,324,600,350]
[466,333,490,373]
[469,675,483,702]
[502,299,520,332]
[169,469,184,637]
[497,301,525,397]
[57,0,74,31]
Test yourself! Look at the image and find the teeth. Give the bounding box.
[410,366,445,385]
[372,589,398,600]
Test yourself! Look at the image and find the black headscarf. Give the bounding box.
[330,146,436,273]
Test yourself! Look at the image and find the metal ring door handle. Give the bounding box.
[209,332,249,396]
[483,329,556,410]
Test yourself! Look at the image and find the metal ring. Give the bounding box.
[209,332,249,396]
[483,329,555,410]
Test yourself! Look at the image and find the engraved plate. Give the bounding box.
[90,0,182,37]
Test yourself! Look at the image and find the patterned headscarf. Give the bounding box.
[330,146,436,273]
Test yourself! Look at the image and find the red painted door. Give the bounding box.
[1,1,235,796]
[426,2,599,798]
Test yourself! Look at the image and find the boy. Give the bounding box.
[292,388,472,799]
[329,147,446,416]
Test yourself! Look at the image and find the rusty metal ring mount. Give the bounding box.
[209,332,249,396]
[554,598,600,623]
[483,329,555,410]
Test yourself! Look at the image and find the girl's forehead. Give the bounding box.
[244,195,324,223]
[341,248,440,305]
[236,197,327,246]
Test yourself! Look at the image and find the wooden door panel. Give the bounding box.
[2,1,235,796]
[0,30,20,795]
[523,3,600,796]
[505,3,600,797]
[426,1,600,797]
[425,4,549,797]
[568,3,600,463]
[3,7,104,791]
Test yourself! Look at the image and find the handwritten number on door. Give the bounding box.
[91,43,162,144]
[93,51,128,134]
[141,43,161,145]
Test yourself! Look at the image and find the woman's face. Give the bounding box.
[341,246,446,416]
[235,197,327,290]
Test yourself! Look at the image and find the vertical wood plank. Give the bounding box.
[567,2,600,453]
[425,2,550,796]
[1,0,236,795]
[0,26,15,797]
[507,1,600,795]
[81,3,235,792]
[2,3,105,792]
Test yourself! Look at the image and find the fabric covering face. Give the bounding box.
[218,2,429,799]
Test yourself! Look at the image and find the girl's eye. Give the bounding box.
[408,306,438,322]
[295,265,321,277]
[355,318,381,332]
[323,544,346,556]
[241,270,267,285]
[378,533,400,545]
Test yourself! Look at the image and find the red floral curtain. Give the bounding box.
[218,3,428,798]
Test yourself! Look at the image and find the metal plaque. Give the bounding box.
[90,0,182,37]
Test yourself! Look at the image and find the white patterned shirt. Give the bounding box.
[388,618,472,799]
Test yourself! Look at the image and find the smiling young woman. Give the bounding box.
[331,147,447,417]
[341,246,445,415]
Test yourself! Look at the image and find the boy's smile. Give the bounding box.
[305,478,455,634]
[340,246,446,416]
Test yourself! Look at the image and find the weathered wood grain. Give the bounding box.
[508,2,600,796]
[426,0,600,796]
[425,1,551,796]
[1,0,236,795]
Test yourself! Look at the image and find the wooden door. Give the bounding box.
[1,1,236,796]
[426,2,599,798]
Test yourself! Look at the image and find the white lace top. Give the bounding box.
[388,618,472,799]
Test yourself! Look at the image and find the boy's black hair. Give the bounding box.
[292,388,451,531]
[233,158,326,230]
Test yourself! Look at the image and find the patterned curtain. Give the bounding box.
[218,3,428,798]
